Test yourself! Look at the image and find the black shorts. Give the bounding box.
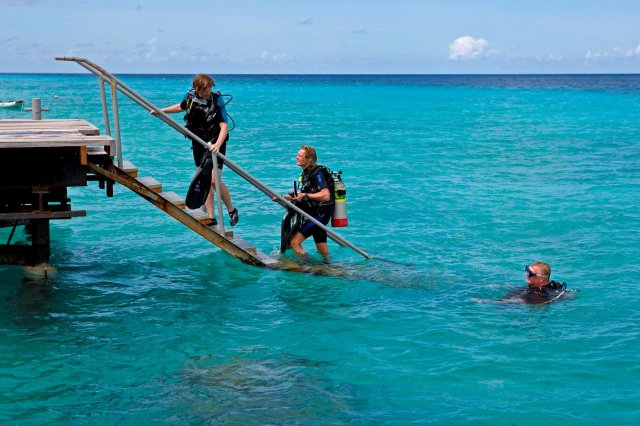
[299,211,331,244]
[192,140,226,170]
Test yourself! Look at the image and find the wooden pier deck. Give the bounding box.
[0,119,113,267]
[0,119,279,271]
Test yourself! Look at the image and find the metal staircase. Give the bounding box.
[56,56,369,268]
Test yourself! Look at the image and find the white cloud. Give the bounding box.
[585,43,640,61]
[547,54,564,62]
[449,36,489,60]
[259,50,288,62]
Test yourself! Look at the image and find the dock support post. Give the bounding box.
[31,98,42,120]
[30,219,50,265]
[23,219,57,279]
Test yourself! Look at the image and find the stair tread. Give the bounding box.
[137,176,160,184]
[87,146,108,156]
[136,176,162,192]
[162,191,185,209]
[184,208,209,221]
[162,191,184,201]
[121,160,138,177]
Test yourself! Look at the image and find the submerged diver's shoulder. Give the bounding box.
[491,282,568,305]
[522,284,567,305]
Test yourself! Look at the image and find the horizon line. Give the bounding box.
[1,72,640,76]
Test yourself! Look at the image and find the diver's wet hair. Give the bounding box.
[300,145,317,165]
[530,261,551,277]
[193,74,215,92]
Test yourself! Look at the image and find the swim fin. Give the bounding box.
[185,152,213,210]
[280,208,301,254]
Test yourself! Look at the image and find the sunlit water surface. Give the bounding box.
[1,74,639,424]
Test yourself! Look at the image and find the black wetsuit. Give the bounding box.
[297,166,335,244]
[505,280,567,305]
[180,89,229,169]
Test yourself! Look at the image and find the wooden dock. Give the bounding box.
[0,119,279,272]
[0,119,111,268]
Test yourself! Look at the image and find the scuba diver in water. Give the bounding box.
[151,74,239,228]
[281,145,335,260]
[503,261,567,304]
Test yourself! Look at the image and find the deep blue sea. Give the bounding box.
[1,73,639,424]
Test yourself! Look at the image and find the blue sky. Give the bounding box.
[1,0,639,74]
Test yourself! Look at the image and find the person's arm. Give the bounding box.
[209,122,228,153]
[293,171,330,203]
[295,188,329,203]
[209,97,229,152]
[150,103,183,115]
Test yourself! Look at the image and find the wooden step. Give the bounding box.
[184,208,232,236]
[136,176,162,193]
[87,146,109,157]
[162,191,185,209]
[121,160,138,177]
[232,236,257,256]
[184,207,210,223]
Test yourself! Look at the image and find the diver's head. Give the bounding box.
[193,74,215,98]
[297,145,317,170]
[525,261,551,288]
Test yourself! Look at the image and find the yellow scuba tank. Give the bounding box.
[331,171,348,227]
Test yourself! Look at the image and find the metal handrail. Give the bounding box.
[54,56,370,259]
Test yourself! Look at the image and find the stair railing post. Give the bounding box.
[99,77,111,136]
[109,81,123,168]
[213,154,225,234]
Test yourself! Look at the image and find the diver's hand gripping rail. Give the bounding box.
[54,56,370,259]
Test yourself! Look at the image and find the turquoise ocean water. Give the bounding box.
[1,73,639,424]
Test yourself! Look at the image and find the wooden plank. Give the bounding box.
[120,160,138,177]
[0,130,83,136]
[161,191,185,209]
[0,211,87,220]
[0,119,100,135]
[233,236,279,266]
[79,146,87,166]
[0,126,98,135]
[136,176,162,193]
[0,135,115,149]
[0,132,83,139]
[184,207,209,222]
[87,146,109,157]
[0,134,111,142]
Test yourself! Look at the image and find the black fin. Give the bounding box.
[185,152,213,210]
